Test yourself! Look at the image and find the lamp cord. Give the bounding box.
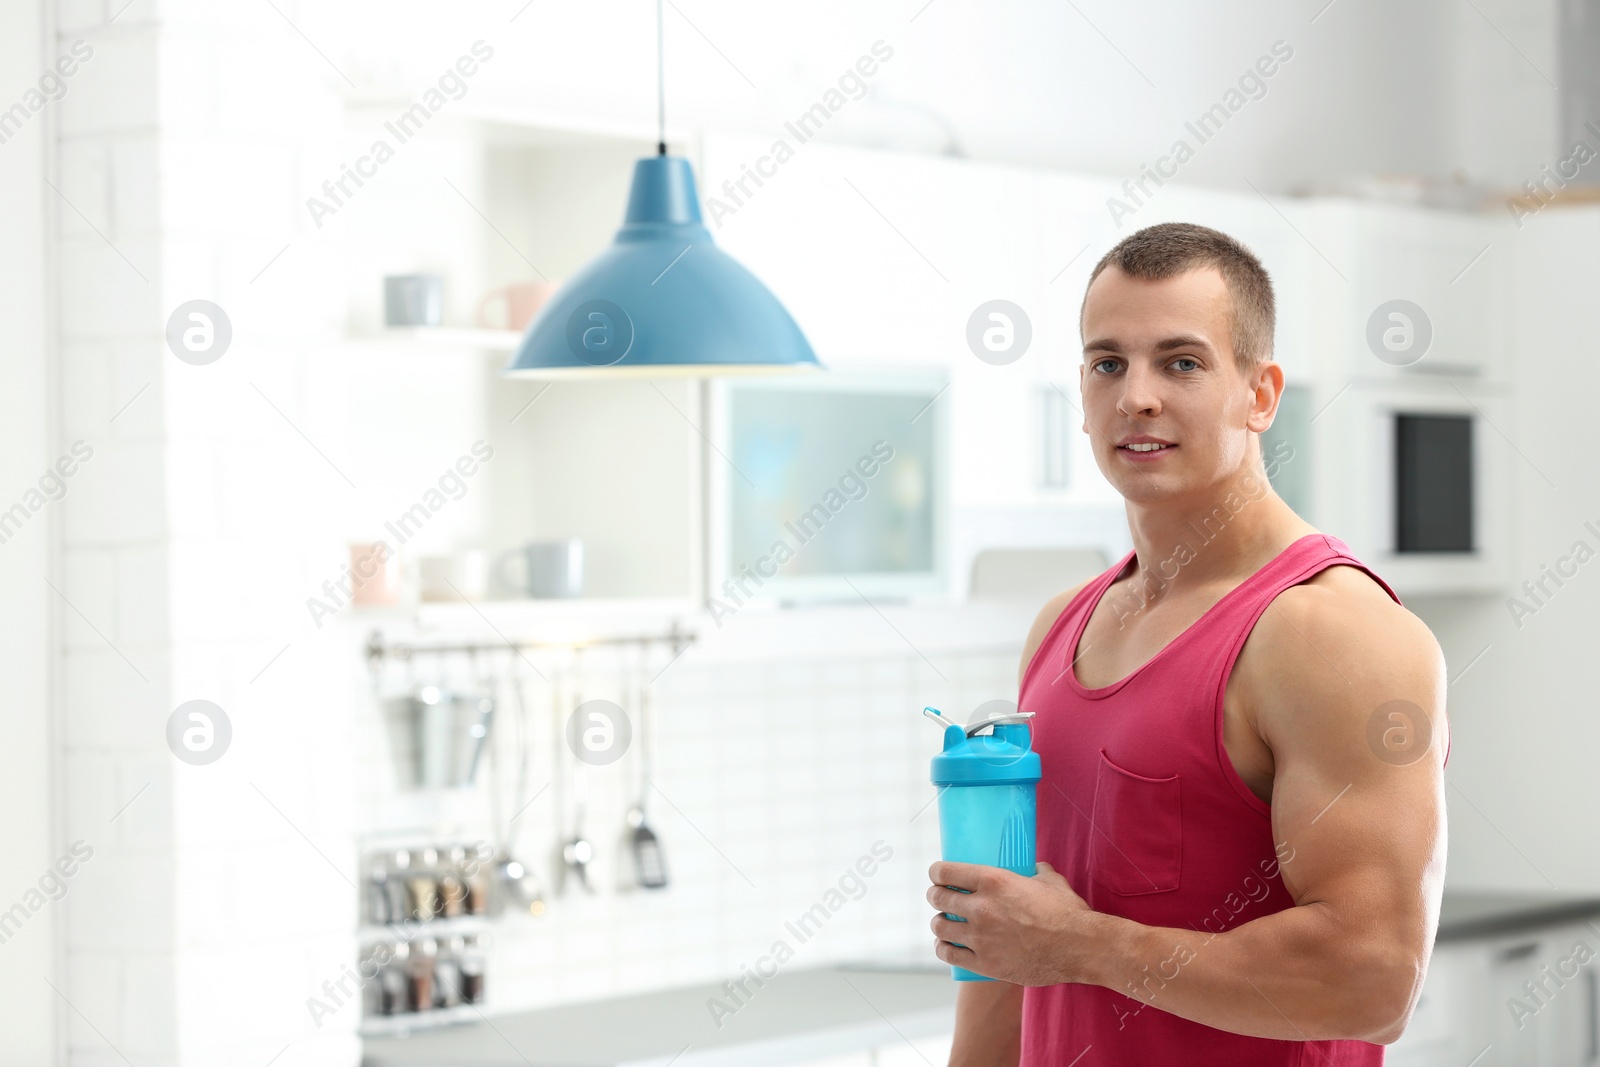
[656,0,667,155]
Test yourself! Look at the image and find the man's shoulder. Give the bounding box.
[1273,561,1420,641]
[1241,560,1445,726]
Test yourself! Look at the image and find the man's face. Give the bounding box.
[1078,264,1268,504]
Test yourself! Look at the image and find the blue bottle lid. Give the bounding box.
[927,708,1042,786]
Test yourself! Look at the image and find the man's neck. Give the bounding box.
[1120,471,1311,602]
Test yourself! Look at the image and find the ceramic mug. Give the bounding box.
[494,539,583,599]
[350,542,402,606]
[476,282,555,331]
[384,274,444,327]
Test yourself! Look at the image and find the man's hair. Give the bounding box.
[1080,222,1275,375]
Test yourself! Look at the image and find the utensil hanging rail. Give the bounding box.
[364,622,695,667]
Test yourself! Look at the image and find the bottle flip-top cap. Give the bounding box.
[926,707,1042,786]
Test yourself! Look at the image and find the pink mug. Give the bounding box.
[476,282,555,331]
[349,542,402,606]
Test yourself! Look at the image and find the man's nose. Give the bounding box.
[1115,363,1162,418]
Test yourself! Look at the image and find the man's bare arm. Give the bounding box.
[947,981,1025,1067]
[1088,567,1449,1041]
[947,583,1089,1067]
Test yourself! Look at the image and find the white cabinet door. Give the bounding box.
[1301,201,1509,386]
[1485,934,1561,1066]
[1472,923,1600,1067]
[702,133,1032,370]
[1532,920,1600,1067]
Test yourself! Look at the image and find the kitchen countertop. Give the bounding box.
[362,893,1600,1065]
[1436,890,1600,942]
[360,962,956,1067]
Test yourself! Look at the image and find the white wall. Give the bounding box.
[1409,205,1600,892]
[0,1,62,1062]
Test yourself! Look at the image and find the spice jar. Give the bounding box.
[386,849,413,926]
[434,936,464,1008]
[459,934,486,1004]
[438,847,466,919]
[381,942,410,1016]
[407,939,436,1013]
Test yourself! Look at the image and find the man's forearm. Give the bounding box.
[1082,903,1411,1043]
[948,979,1023,1067]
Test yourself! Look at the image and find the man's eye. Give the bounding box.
[1093,359,1120,374]
[1172,357,1199,371]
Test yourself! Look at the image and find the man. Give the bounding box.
[928,222,1450,1065]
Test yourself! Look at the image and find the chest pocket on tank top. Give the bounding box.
[1089,748,1182,896]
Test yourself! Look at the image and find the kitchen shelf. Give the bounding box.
[357,915,492,945]
[359,1002,486,1039]
[407,596,701,636]
[348,327,523,352]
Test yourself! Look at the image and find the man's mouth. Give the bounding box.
[1115,440,1177,460]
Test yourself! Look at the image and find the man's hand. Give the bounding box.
[927,860,1109,986]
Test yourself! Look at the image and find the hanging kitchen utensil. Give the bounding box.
[491,658,547,916]
[625,642,668,889]
[461,650,494,786]
[409,682,453,787]
[559,649,596,894]
[405,650,493,789]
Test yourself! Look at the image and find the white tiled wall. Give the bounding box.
[348,644,1017,1013]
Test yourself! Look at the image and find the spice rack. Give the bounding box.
[358,839,493,1033]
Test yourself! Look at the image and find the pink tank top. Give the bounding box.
[1017,533,1450,1066]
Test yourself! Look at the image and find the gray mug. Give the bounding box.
[384,274,444,327]
[494,539,583,598]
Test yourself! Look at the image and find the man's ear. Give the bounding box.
[1245,360,1285,433]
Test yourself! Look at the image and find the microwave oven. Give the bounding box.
[1312,380,1510,594]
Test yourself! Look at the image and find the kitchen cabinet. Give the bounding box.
[1301,201,1511,384]
[1475,918,1600,1067]
[702,132,1124,516]
[1388,895,1600,1067]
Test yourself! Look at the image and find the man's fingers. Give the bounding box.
[928,860,988,890]
[930,912,973,941]
[924,883,974,912]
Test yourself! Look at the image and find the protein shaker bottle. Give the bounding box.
[924,706,1041,982]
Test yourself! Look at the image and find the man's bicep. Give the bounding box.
[1270,720,1447,923]
[1255,586,1449,957]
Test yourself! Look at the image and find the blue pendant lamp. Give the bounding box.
[501,3,820,378]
